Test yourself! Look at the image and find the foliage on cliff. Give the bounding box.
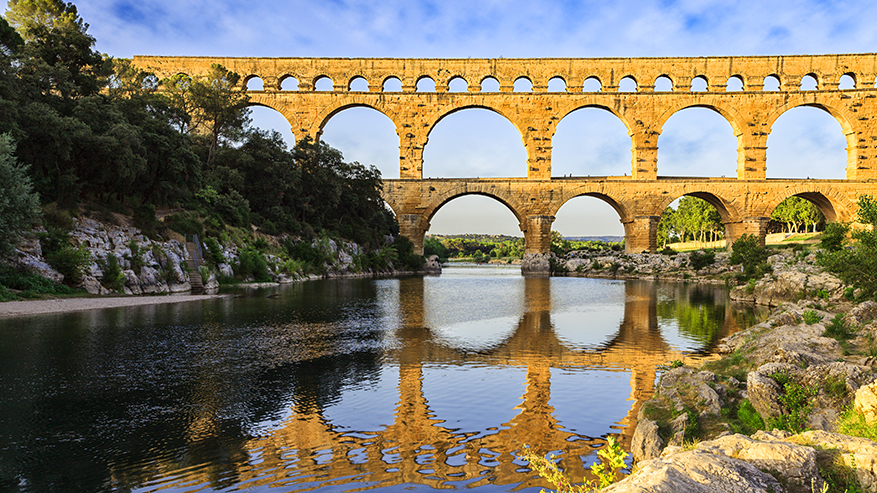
[0,1,399,258]
[818,194,877,300]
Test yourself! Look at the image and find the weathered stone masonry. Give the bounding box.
[133,54,877,255]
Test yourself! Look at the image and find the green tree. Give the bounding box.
[729,233,770,281]
[819,195,877,299]
[0,133,41,256]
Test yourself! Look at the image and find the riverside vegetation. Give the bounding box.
[521,195,877,492]
[0,1,432,299]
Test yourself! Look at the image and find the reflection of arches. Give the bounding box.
[766,104,850,179]
[422,107,527,178]
[656,106,739,177]
[551,106,632,177]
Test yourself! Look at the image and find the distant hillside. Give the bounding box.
[427,234,522,242]
[564,236,624,243]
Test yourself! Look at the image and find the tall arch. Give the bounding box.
[765,103,852,179]
[655,105,741,177]
[317,104,401,179]
[551,106,632,177]
[426,193,524,236]
[552,195,626,238]
[422,106,528,178]
[247,104,296,149]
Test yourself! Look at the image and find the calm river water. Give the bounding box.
[0,265,760,492]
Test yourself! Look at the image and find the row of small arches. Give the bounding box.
[245,73,868,93]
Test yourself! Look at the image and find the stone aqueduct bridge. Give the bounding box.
[133,54,877,254]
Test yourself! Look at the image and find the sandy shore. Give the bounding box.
[0,294,232,318]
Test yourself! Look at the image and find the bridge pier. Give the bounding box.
[623,215,660,254]
[521,215,555,254]
[726,216,771,246]
[398,214,429,255]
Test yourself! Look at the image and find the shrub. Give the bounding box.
[0,265,74,296]
[235,247,271,282]
[125,240,145,275]
[820,222,849,252]
[729,234,771,281]
[767,370,818,433]
[689,249,715,270]
[393,235,425,271]
[97,253,125,292]
[133,203,159,238]
[803,309,823,325]
[44,243,92,285]
[164,212,203,237]
[203,237,225,267]
[823,313,851,340]
[736,400,764,434]
[660,246,676,255]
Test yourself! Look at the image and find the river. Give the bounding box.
[0,265,760,492]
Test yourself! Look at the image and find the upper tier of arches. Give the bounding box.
[141,54,877,94]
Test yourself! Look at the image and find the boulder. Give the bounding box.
[631,418,663,462]
[847,301,877,327]
[696,434,820,490]
[798,430,877,492]
[521,253,551,275]
[855,382,877,425]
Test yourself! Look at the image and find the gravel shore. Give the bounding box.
[0,294,231,318]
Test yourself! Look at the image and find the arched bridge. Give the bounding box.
[132,54,877,254]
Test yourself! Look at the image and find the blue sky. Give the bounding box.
[34,0,877,236]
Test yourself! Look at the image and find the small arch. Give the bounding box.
[448,76,468,92]
[349,76,369,92]
[142,74,159,91]
[838,74,855,90]
[513,77,533,92]
[244,76,263,91]
[314,76,334,91]
[654,75,673,92]
[416,76,436,92]
[619,76,637,92]
[691,76,708,92]
[800,74,818,91]
[280,75,299,91]
[583,77,602,92]
[763,75,781,91]
[725,76,744,92]
[481,76,500,92]
[382,76,402,92]
[547,76,567,92]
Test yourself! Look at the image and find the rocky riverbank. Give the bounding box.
[595,249,877,491]
[12,217,440,296]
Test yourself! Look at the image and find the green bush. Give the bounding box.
[729,234,771,281]
[203,237,225,267]
[235,247,271,282]
[689,249,715,270]
[0,265,75,296]
[43,240,92,286]
[803,309,823,325]
[767,371,818,433]
[98,253,125,292]
[125,240,145,275]
[393,235,425,272]
[820,222,849,252]
[133,203,159,238]
[736,400,764,434]
[164,212,203,237]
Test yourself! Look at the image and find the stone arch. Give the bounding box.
[550,190,632,224]
[514,76,533,92]
[382,76,403,92]
[726,75,744,91]
[314,75,334,91]
[244,96,303,134]
[691,76,708,92]
[243,74,264,90]
[423,104,525,144]
[480,75,501,92]
[759,187,855,223]
[658,190,743,225]
[765,100,856,178]
[654,75,673,92]
[654,102,745,141]
[763,74,781,91]
[447,75,469,92]
[416,75,437,92]
[313,101,401,140]
[279,75,299,90]
[348,75,369,91]
[839,73,856,89]
[801,73,818,91]
[425,189,525,225]
[547,76,567,92]
[554,103,634,138]
[619,76,638,92]
[583,76,602,92]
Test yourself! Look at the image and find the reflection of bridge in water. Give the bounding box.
[156,279,742,492]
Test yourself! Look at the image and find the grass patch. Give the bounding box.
[837,407,877,441]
